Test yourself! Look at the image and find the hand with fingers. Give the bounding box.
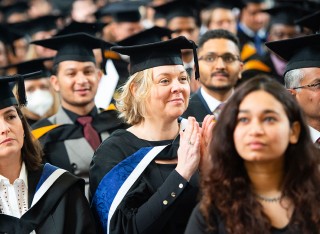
[199,114,216,172]
[176,117,201,181]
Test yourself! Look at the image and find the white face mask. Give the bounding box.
[26,89,54,117]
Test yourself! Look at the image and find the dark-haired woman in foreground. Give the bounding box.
[185,76,320,234]
[0,76,96,233]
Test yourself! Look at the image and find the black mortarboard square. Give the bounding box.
[54,20,106,36]
[0,1,29,22]
[9,15,60,37]
[2,57,53,78]
[111,36,199,79]
[0,71,42,108]
[203,0,245,10]
[265,33,320,74]
[262,3,310,26]
[153,0,198,22]
[101,1,145,22]
[117,26,172,46]
[30,33,115,74]
[275,0,320,11]
[295,10,320,33]
[0,23,24,56]
[243,0,265,4]
[0,23,24,44]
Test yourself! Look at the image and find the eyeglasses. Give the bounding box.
[292,82,320,91]
[198,53,240,64]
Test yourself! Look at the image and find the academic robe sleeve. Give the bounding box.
[35,181,97,234]
[108,169,191,234]
[90,130,199,234]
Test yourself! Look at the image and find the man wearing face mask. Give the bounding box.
[7,57,60,125]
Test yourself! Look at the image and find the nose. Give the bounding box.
[249,120,264,135]
[214,56,226,69]
[0,120,10,135]
[76,72,89,84]
[171,79,183,93]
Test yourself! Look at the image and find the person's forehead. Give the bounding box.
[152,64,186,74]
[301,67,320,81]
[58,60,96,69]
[168,17,197,28]
[211,8,235,19]
[245,3,265,12]
[200,38,239,53]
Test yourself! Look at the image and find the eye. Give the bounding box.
[84,69,95,75]
[205,55,216,62]
[66,71,75,77]
[179,76,189,83]
[6,114,17,121]
[237,116,249,123]
[222,54,237,63]
[159,78,170,84]
[312,82,320,89]
[264,116,277,122]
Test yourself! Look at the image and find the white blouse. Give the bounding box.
[0,162,28,218]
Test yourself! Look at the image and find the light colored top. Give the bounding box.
[309,126,320,143]
[0,162,28,218]
[201,88,222,113]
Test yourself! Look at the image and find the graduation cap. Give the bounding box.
[0,71,42,108]
[111,36,199,79]
[0,23,24,56]
[295,10,320,34]
[153,0,198,22]
[30,33,115,74]
[0,1,29,22]
[203,0,245,10]
[262,3,310,26]
[2,57,53,78]
[117,26,172,46]
[265,33,320,75]
[274,0,320,11]
[101,1,145,22]
[54,20,106,36]
[243,0,265,4]
[9,14,60,37]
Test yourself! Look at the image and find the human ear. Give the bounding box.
[50,75,60,92]
[287,88,297,97]
[289,121,301,144]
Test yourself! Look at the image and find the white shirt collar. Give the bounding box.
[0,162,28,188]
[239,23,266,38]
[200,88,222,112]
[309,126,320,143]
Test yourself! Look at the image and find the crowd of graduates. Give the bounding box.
[0,0,320,233]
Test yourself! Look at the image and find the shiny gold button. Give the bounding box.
[171,192,176,197]
[163,200,168,205]
[179,183,183,189]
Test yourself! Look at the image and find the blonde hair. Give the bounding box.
[116,68,153,125]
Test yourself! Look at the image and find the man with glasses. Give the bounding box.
[182,29,243,121]
[266,34,320,144]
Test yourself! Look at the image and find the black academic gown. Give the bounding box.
[31,107,127,196]
[239,52,284,86]
[182,90,211,122]
[185,204,302,234]
[237,25,267,56]
[90,129,199,234]
[0,165,96,234]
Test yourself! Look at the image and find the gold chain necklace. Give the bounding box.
[255,194,281,203]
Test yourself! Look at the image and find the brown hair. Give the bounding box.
[16,106,43,171]
[200,76,320,233]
